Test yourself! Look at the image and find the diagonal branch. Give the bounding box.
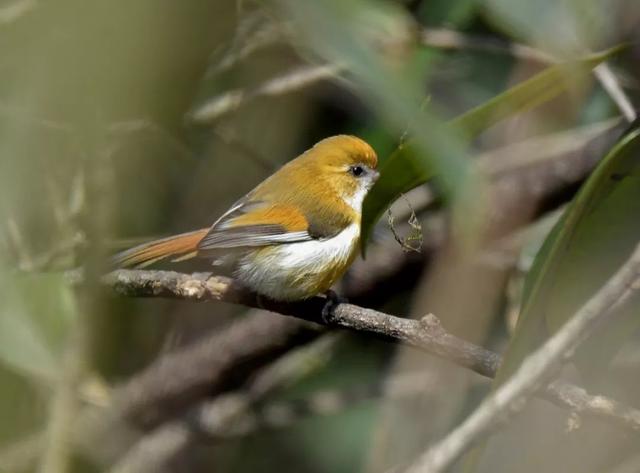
[103,269,640,435]
[189,63,344,123]
[105,270,500,377]
[404,241,640,473]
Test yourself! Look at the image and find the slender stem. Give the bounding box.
[404,242,640,473]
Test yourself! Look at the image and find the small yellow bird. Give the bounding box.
[114,135,379,301]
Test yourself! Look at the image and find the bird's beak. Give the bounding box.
[372,170,380,182]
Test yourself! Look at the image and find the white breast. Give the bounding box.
[343,185,369,212]
[234,223,360,300]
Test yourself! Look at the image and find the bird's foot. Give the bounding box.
[321,289,347,324]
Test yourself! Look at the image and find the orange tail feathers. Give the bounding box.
[112,228,209,268]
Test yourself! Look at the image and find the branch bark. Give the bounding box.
[103,269,640,435]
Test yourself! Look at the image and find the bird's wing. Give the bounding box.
[197,198,341,250]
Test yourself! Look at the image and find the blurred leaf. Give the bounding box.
[0,272,76,380]
[468,123,640,471]
[497,122,640,382]
[361,45,625,254]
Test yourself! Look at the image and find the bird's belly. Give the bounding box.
[234,223,360,301]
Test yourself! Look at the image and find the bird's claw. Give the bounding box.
[321,289,346,324]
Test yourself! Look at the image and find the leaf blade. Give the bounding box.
[467,123,640,472]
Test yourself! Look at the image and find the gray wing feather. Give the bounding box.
[197,199,312,251]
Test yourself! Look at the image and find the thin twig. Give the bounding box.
[593,63,637,122]
[420,28,554,64]
[387,194,423,253]
[403,242,640,473]
[208,13,285,75]
[190,63,345,123]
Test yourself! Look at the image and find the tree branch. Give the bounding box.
[404,241,640,473]
[108,369,446,473]
[105,270,500,377]
[189,63,344,123]
[103,269,640,435]
[111,310,319,428]
[108,333,345,473]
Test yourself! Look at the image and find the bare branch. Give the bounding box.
[593,63,637,122]
[108,333,344,473]
[105,270,501,377]
[189,63,344,123]
[103,269,640,435]
[209,13,286,75]
[404,242,640,473]
[420,28,554,64]
[108,369,446,473]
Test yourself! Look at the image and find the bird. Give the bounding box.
[113,135,379,301]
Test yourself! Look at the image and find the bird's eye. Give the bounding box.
[349,165,365,177]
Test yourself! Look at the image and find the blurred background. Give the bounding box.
[1,0,640,472]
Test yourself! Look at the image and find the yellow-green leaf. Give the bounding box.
[498,123,640,384]
[468,123,640,471]
[0,272,76,381]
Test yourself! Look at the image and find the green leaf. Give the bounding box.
[467,123,640,471]
[360,45,626,254]
[451,46,625,137]
[0,272,76,380]
[497,123,640,383]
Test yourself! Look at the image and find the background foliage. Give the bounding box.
[0,1,639,472]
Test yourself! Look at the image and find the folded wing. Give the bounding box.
[113,197,348,268]
[197,199,317,251]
